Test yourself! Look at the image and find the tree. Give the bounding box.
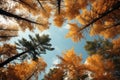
[85,54,116,80]
[0,34,54,67]
[0,34,54,80]
[0,58,47,80]
[50,0,120,41]
[44,49,87,80]
[84,39,120,79]
[0,0,119,41]
[0,0,120,80]
[84,39,113,56]
[0,0,52,40]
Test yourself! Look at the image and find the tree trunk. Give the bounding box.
[79,1,120,31]
[0,9,43,25]
[0,49,29,67]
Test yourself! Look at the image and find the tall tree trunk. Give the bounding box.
[0,9,43,25]
[0,49,29,67]
[79,1,120,31]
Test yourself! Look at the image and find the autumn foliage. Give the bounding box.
[0,0,120,80]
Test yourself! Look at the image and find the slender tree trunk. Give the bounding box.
[79,1,120,31]
[57,0,61,14]
[0,9,43,25]
[0,50,29,67]
[0,41,44,67]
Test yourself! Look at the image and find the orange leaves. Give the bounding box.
[85,54,115,79]
[90,23,104,36]
[112,38,120,49]
[36,16,49,31]
[0,44,17,57]
[53,15,64,27]
[111,38,120,55]
[1,58,46,80]
[57,48,86,79]
[66,23,83,42]
[62,48,82,65]
[44,68,64,80]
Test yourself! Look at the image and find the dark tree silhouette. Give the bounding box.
[0,34,54,67]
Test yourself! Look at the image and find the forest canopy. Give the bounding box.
[0,0,120,80]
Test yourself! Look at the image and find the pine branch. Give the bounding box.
[0,9,43,25]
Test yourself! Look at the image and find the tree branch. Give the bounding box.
[36,0,46,12]
[102,20,120,31]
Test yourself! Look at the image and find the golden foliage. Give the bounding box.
[54,15,64,27]
[66,23,83,42]
[0,44,17,57]
[57,48,86,79]
[0,0,119,42]
[36,16,49,31]
[0,58,46,80]
[44,68,64,80]
[111,38,120,55]
[112,38,120,49]
[85,54,115,80]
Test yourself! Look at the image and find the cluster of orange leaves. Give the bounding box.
[53,0,119,42]
[0,58,46,80]
[45,48,116,80]
[0,44,17,57]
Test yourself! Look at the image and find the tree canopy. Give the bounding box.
[0,0,120,80]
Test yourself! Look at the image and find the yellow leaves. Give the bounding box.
[53,15,64,27]
[66,23,83,42]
